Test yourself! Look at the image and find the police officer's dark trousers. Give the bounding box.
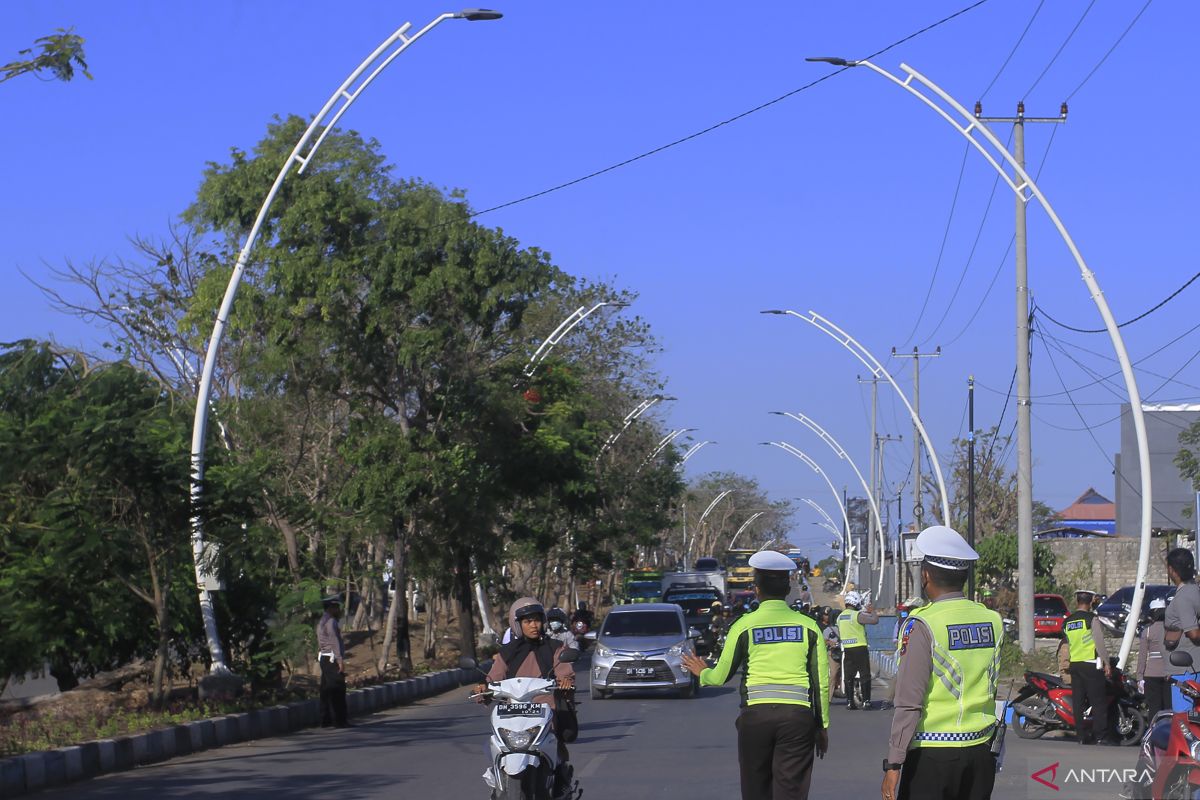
[319,655,348,727]
[897,744,995,800]
[1069,662,1107,743]
[735,704,816,800]
[843,647,871,707]
[1144,676,1171,720]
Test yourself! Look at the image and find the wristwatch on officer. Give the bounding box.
[882,758,902,772]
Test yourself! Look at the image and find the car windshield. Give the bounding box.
[1035,597,1067,616]
[726,553,751,568]
[695,559,719,571]
[627,582,660,599]
[602,611,683,638]
[1102,587,1134,606]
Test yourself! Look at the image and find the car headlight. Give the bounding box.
[668,641,687,656]
[594,642,614,658]
[498,726,541,752]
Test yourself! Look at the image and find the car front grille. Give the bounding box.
[610,659,675,682]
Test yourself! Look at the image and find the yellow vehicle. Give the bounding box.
[725,549,755,590]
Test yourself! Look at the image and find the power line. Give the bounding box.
[982,366,1017,468]
[1036,269,1200,334]
[921,128,1014,345]
[979,0,1047,101]
[465,0,993,221]
[1066,0,1155,101]
[1034,322,1190,529]
[1024,0,1097,99]
[904,143,970,345]
[944,124,1059,346]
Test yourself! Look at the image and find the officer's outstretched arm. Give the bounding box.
[700,622,748,687]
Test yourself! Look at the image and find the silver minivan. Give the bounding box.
[588,603,700,699]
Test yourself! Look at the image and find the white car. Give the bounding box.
[588,603,701,699]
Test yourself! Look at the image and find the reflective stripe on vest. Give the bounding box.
[908,599,1003,749]
[746,684,812,704]
[1064,612,1097,664]
[838,610,867,649]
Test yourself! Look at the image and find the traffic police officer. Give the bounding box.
[1063,588,1112,744]
[881,526,1002,800]
[682,550,830,800]
[838,590,880,709]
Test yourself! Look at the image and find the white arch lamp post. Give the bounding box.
[728,511,766,551]
[522,301,629,379]
[638,427,697,473]
[689,489,733,564]
[801,497,840,541]
[187,9,503,676]
[805,57,1153,670]
[771,410,885,596]
[762,310,950,526]
[597,394,675,461]
[761,441,855,590]
[680,439,716,466]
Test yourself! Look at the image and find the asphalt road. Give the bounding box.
[39,656,1140,799]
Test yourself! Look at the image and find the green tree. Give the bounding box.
[0,342,253,702]
[974,533,1058,594]
[2,28,90,84]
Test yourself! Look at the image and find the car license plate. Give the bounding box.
[496,703,544,717]
[628,666,654,677]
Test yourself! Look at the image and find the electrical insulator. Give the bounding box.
[1060,102,1068,118]
[1017,100,1025,117]
[974,101,983,117]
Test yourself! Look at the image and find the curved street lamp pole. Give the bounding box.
[522,300,629,379]
[597,394,674,461]
[762,442,855,590]
[801,498,840,538]
[690,489,733,565]
[680,439,716,465]
[727,511,766,551]
[772,411,886,597]
[807,56,1153,667]
[187,9,503,674]
[762,310,950,526]
[639,427,697,473]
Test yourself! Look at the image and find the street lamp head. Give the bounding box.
[760,309,787,315]
[805,56,853,67]
[768,411,787,417]
[457,8,503,20]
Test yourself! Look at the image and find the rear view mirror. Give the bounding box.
[687,627,702,640]
[583,631,597,641]
[559,647,580,663]
[1171,650,1195,668]
[458,656,478,670]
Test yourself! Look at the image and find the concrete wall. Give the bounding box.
[1115,405,1199,536]
[1044,537,1172,594]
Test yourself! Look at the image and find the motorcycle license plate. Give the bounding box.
[628,666,654,677]
[496,703,544,718]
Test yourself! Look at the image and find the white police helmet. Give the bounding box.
[844,591,863,608]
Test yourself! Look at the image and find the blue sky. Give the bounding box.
[3,1,1197,557]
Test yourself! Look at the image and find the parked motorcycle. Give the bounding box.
[822,577,842,593]
[470,649,582,800]
[1124,650,1200,800]
[1011,659,1145,746]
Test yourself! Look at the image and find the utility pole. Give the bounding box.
[877,433,902,606]
[893,346,939,606]
[977,100,1067,653]
[858,376,881,568]
[891,347,941,526]
[967,376,976,602]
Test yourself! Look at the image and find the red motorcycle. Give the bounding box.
[1126,650,1200,800]
[1011,660,1145,746]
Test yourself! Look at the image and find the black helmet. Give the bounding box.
[547,607,568,623]
[577,601,589,612]
[514,600,546,622]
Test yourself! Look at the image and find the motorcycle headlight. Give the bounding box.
[594,642,614,658]
[498,726,541,752]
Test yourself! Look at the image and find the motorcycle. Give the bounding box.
[823,577,842,593]
[471,648,582,800]
[1124,650,1200,800]
[570,619,591,652]
[1011,658,1145,746]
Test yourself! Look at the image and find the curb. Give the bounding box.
[0,664,484,797]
